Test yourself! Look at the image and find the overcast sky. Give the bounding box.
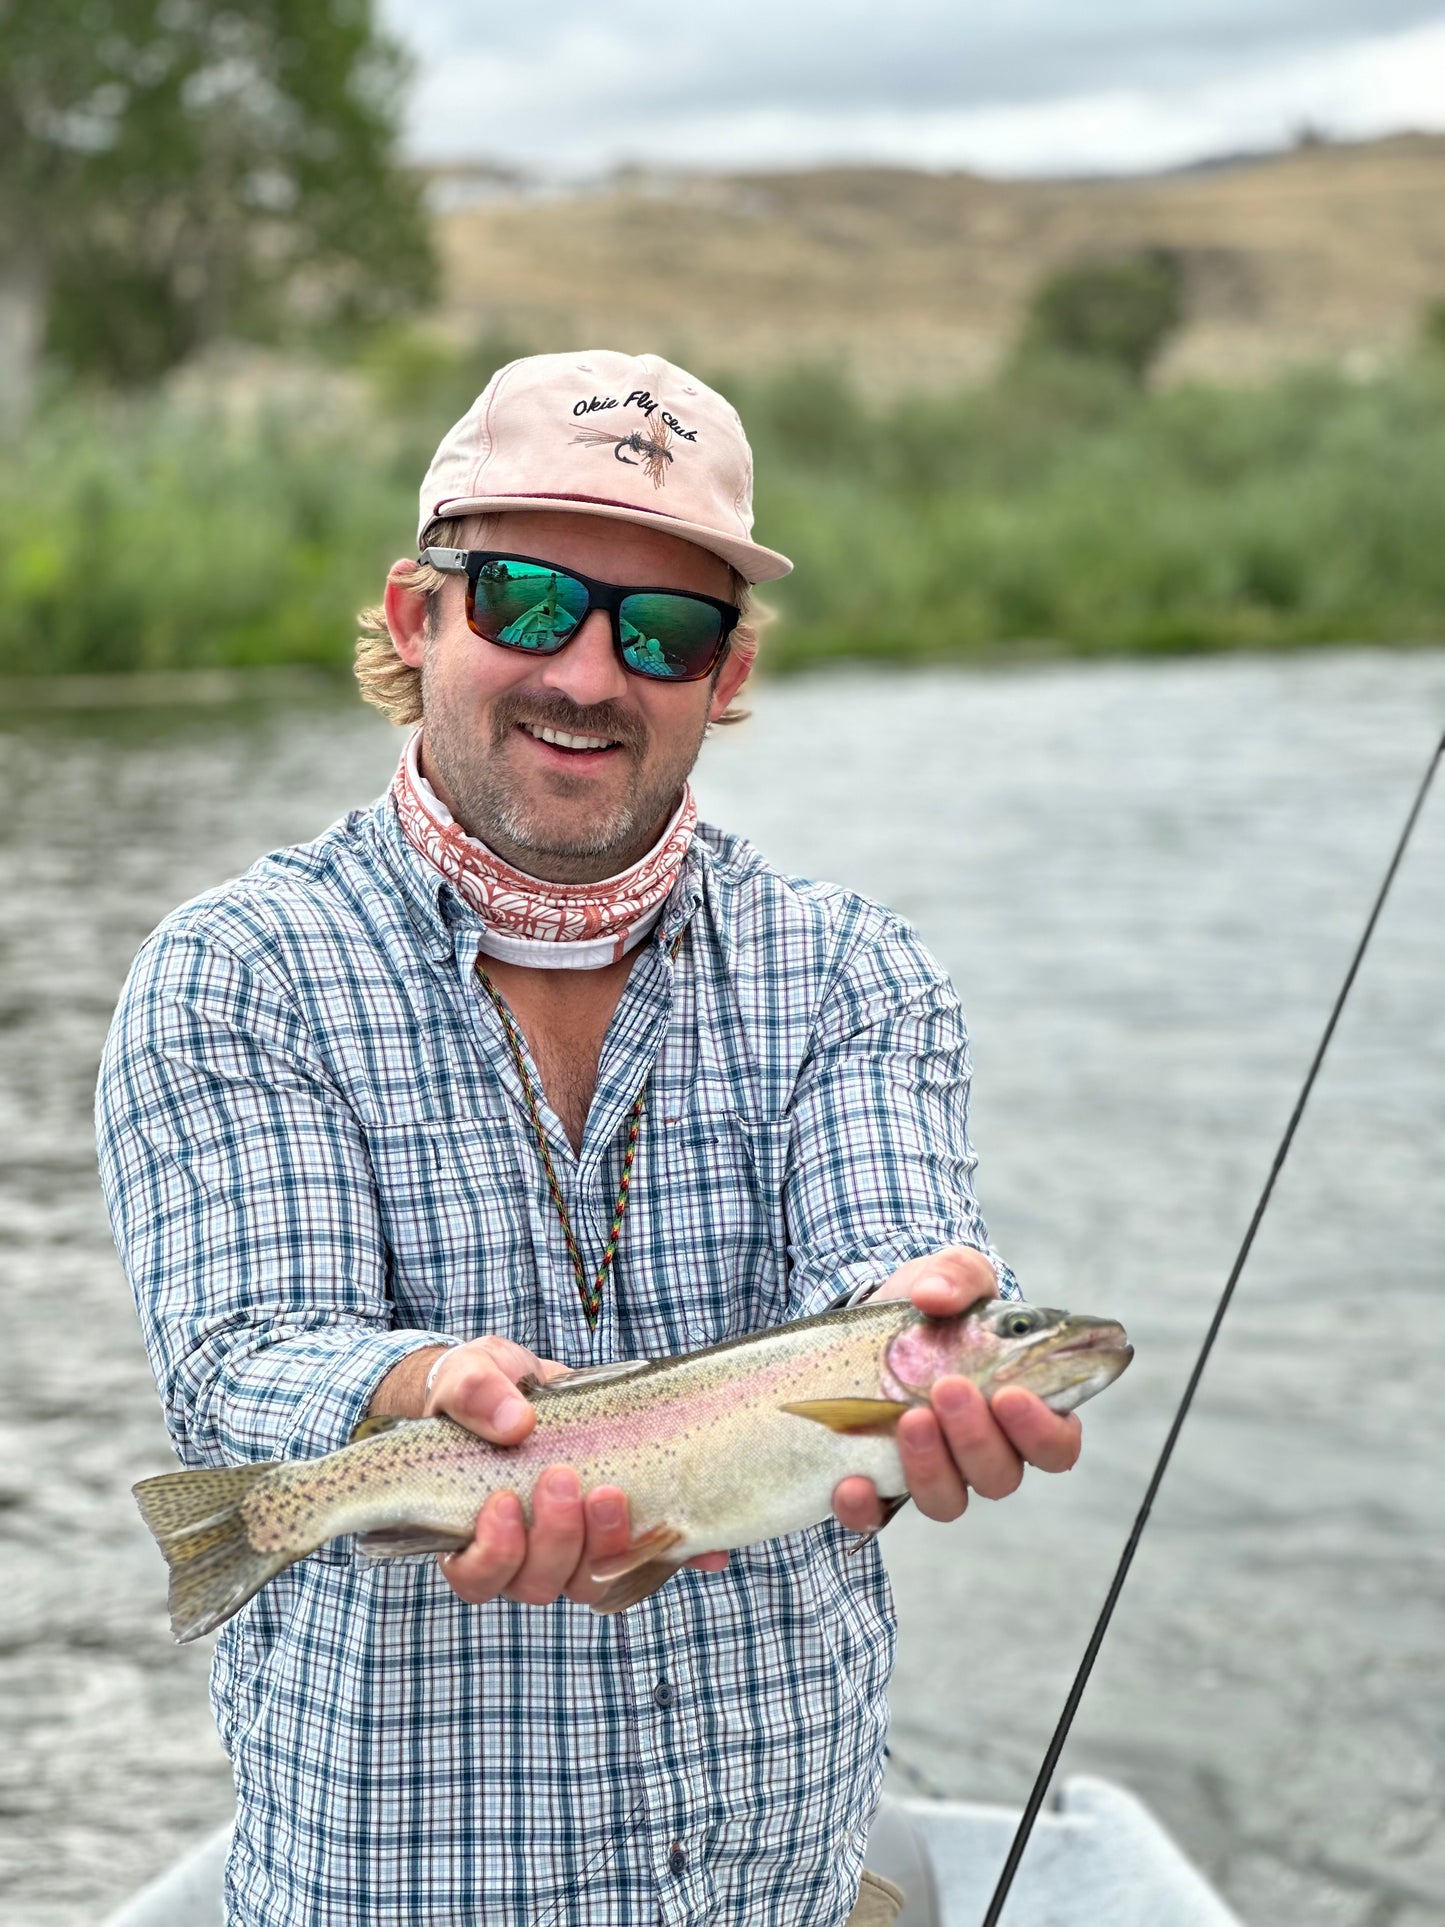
[378,1,1445,177]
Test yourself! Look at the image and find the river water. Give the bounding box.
[0,649,1441,1926]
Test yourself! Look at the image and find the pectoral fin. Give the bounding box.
[781,1398,911,1436]
[588,1524,687,1615]
[589,1522,685,1582]
[847,1494,912,1554]
[592,1559,684,1614]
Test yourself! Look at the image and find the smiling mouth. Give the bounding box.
[519,722,623,754]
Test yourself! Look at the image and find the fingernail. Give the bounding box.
[547,1468,580,1503]
[934,1379,974,1420]
[592,1496,624,1529]
[493,1494,524,1529]
[495,1395,529,1433]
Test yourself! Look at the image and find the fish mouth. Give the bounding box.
[1051,1322,1130,1358]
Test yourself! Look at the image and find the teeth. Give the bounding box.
[523,724,615,751]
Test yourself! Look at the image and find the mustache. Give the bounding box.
[491,690,647,755]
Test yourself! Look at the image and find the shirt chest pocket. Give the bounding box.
[621,1110,793,1355]
[365,1118,541,1351]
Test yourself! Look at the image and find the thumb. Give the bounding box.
[908,1247,999,1316]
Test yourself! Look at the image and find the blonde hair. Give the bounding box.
[355,515,763,726]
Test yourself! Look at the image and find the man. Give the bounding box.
[98,350,1081,1927]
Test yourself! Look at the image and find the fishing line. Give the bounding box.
[981,726,1445,1927]
[525,1797,647,1927]
[884,1743,951,1802]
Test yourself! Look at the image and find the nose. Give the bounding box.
[536,609,630,707]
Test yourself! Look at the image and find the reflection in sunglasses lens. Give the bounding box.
[474,562,588,652]
[620,594,721,680]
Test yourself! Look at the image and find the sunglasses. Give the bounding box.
[419,549,741,683]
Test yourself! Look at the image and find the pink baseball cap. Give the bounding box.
[417,349,793,584]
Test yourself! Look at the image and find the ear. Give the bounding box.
[707,638,753,723]
[384,562,429,670]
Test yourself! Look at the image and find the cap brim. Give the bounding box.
[424,494,793,584]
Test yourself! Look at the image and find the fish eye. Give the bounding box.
[1007,1313,1035,1337]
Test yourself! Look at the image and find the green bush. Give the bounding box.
[1017,251,1185,383]
[0,395,413,676]
[3,347,1443,680]
[1420,299,1445,356]
[744,355,1445,665]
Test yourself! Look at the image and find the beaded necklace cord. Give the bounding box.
[475,935,680,1332]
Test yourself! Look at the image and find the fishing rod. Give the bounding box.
[980,724,1445,1927]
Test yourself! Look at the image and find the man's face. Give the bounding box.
[388,510,750,883]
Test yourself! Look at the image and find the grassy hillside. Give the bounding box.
[430,135,1445,392]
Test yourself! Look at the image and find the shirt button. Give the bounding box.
[668,1844,687,1875]
[653,1680,674,1708]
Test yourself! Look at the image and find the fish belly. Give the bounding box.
[662,1422,907,1560]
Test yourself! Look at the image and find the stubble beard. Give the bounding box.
[420,672,708,881]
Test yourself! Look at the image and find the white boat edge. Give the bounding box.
[99,1774,1246,1925]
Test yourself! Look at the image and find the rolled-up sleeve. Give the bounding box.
[783,913,1020,1317]
[96,925,443,1468]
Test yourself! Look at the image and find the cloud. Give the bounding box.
[382,3,1445,174]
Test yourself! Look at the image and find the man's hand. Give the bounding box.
[421,1337,728,1609]
[831,1247,1083,1534]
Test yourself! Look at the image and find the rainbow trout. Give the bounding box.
[134,1294,1132,1642]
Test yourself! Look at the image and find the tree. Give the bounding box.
[1018,249,1185,384]
[0,0,435,404]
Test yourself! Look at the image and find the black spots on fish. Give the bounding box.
[132,1461,296,1643]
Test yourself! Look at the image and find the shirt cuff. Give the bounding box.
[211,1326,461,1465]
[796,1243,1024,1317]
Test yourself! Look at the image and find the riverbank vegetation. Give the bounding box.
[4,340,1445,680]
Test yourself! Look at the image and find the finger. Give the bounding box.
[992,1388,1083,1474]
[906,1248,1000,1319]
[896,1405,971,1520]
[832,1474,886,1534]
[503,1468,586,1606]
[930,1376,1024,1501]
[439,1491,526,1604]
[564,1486,633,1606]
[567,1491,730,1604]
[438,1359,538,1444]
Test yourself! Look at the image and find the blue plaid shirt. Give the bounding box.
[97,792,1017,1927]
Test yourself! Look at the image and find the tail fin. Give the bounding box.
[133,1463,292,1644]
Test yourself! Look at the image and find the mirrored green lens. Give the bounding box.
[618,594,723,681]
[471,560,588,652]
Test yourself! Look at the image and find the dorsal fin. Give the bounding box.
[349,1412,422,1443]
[530,1359,654,1398]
